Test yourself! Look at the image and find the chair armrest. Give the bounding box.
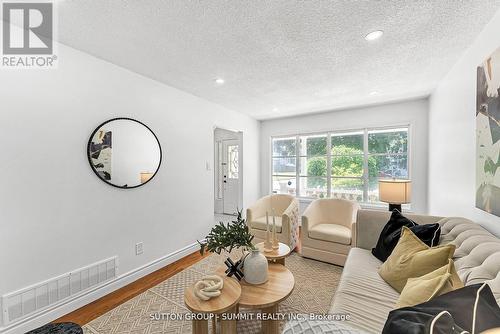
[281,199,298,234]
[302,201,321,231]
[246,196,269,226]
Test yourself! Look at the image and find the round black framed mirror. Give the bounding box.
[87,118,162,189]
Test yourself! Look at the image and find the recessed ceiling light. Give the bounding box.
[272,107,279,112]
[214,78,225,85]
[365,30,384,41]
[370,91,379,96]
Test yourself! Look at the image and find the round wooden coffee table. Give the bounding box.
[218,263,295,334]
[255,242,291,265]
[184,277,241,334]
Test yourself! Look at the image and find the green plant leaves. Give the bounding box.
[198,209,255,255]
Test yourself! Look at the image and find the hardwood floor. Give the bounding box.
[55,251,209,326]
[55,227,302,327]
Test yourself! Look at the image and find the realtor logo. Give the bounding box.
[1,1,57,68]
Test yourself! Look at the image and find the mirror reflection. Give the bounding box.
[87,118,162,188]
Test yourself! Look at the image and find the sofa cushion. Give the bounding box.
[396,259,463,308]
[372,209,441,262]
[383,283,500,334]
[379,227,455,292]
[251,216,282,233]
[330,248,399,333]
[309,224,351,245]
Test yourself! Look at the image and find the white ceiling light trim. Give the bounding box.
[365,30,384,41]
[214,78,225,85]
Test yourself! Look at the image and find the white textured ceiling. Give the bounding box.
[57,0,500,120]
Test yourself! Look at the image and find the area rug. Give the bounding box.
[83,252,342,334]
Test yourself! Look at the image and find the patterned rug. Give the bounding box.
[83,252,342,334]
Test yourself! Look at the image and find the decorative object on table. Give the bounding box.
[224,257,244,280]
[378,179,411,212]
[199,209,268,284]
[264,211,273,252]
[243,248,269,284]
[272,209,279,249]
[193,275,224,301]
[476,47,500,217]
[255,242,291,265]
[87,118,162,189]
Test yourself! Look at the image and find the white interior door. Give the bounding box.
[222,140,240,215]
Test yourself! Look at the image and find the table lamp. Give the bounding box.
[378,179,411,212]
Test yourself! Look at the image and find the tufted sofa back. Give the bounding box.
[356,210,500,305]
[438,217,500,305]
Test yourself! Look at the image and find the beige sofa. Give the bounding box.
[246,194,300,249]
[329,209,500,333]
[301,199,360,266]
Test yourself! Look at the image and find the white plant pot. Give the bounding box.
[243,249,268,284]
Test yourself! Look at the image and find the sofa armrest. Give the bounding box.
[351,221,357,247]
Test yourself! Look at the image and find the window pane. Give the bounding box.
[227,145,239,179]
[331,178,364,202]
[299,177,327,198]
[299,156,327,176]
[272,176,296,195]
[272,157,296,175]
[368,128,408,154]
[272,137,296,156]
[368,154,408,179]
[368,178,380,203]
[331,132,364,154]
[332,155,364,177]
[299,134,327,156]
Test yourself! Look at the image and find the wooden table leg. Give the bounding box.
[261,304,279,334]
[220,306,237,334]
[192,319,208,334]
[212,315,217,333]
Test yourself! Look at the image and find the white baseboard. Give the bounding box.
[0,242,200,334]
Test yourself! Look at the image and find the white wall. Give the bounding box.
[428,9,500,237]
[104,119,161,187]
[260,99,430,214]
[0,43,259,331]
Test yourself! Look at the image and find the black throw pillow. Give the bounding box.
[371,210,441,262]
[382,283,500,334]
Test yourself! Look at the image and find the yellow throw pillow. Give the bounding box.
[396,259,464,308]
[378,226,456,292]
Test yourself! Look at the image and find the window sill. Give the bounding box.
[297,198,413,213]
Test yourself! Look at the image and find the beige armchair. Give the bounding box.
[246,194,299,250]
[301,199,360,266]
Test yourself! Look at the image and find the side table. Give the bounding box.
[184,277,241,334]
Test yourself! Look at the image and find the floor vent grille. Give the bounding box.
[2,256,118,325]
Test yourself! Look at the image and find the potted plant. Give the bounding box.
[199,210,268,284]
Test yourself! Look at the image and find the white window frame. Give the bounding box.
[270,125,411,206]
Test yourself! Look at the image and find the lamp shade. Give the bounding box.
[379,179,411,204]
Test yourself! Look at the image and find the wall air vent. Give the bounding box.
[2,256,118,326]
